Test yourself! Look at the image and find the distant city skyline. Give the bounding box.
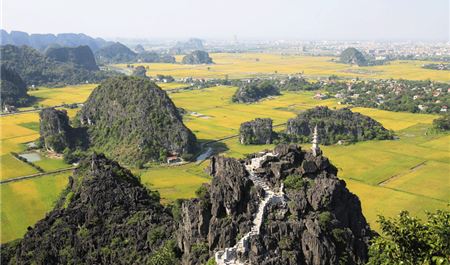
[2,0,449,41]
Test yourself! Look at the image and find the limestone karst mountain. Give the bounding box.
[0,65,31,107]
[45,45,99,71]
[1,144,372,265]
[239,118,273,145]
[179,144,372,265]
[181,50,213,64]
[339,47,368,66]
[77,76,197,165]
[286,106,393,145]
[0,44,114,86]
[1,154,177,264]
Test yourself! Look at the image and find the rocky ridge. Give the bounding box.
[178,144,372,264]
[239,118,273,145]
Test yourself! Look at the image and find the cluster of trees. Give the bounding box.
[423,63,450,71]
[325,79,449,114]
[280,106,393,145]
[433,113,450,131]
[232,80,280,103]
[368,210,449,265]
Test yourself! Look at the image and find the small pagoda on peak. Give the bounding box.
[311,125,322,157]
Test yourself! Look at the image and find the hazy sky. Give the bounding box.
[2,0,449,41]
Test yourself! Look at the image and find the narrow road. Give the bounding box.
[0,104,83,117]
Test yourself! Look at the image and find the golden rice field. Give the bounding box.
[1,53,449,242]
[116,53,450,82]
[28,84,98,107]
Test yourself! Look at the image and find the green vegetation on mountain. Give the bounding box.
[45,45,99,71]
[0,65,31,107]
[78,76,197,166]
[94,42,137,64]
[137,52,176,63]
[132,65,147,77]
[283,106,393,145]
[339,47,368,66]
[1,154,177,265]
[181,50,213,64]
[39,108,88,154]
[1,45,114,87]
[232,80,280,103]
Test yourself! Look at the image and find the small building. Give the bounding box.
[440,106,448,112]
[313,93,328,100]
[3,105,17,113]
[167,156,182,164]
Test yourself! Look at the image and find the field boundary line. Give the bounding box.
[378,161,427,186]
[0,167,75,184]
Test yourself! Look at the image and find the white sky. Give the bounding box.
[2,0,449,41]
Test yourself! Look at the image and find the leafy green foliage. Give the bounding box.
[283,174,309,190]
[433,113,450,131]
[368,210,450,265]
[232,80,280,103]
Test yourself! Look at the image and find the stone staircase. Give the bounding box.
[215,153,285,265]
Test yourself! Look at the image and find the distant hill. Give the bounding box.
[339,47,368,66]
[94,42,137,64]
[78,76,197,165]
[0,65,31,107]
[136,51,176,63]
[232,80,280,103]
[45,45,99,71]
[181,50,213,64]
[0,30,111,52]
[170,38,204,54]
[284,106,393,144]
[0,45,115,86]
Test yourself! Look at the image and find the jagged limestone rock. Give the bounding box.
[239,118,273,145]
[39,108,72,153]
[1,154,176,265]
[181,50,213,64]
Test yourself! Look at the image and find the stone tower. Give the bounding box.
[311,125,322,157]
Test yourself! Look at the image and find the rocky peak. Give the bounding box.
[2,153,176,265]
[39,108,72,152]
[179,144,372,265]
[239,118,273,145]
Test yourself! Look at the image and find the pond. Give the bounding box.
[19,152,42,162]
